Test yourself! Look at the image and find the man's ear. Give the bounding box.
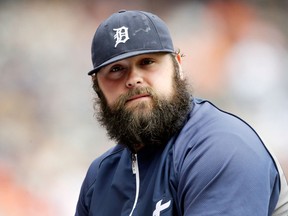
[91,74,101,98]
[175,53,184,80]
[176,53,182,64]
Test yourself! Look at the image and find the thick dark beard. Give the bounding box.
[94,68,192,152]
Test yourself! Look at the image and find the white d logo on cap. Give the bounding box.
[113,26,130,48]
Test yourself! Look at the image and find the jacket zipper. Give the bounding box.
[129,154,140,216]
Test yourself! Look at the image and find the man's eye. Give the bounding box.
[110,66,123,72]
[103,65,126,80]
[141,58,154,65]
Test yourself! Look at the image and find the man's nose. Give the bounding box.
[125,67,144,88]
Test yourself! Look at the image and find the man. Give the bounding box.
[75,10,288,216]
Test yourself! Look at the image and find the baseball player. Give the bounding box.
[75,10,288,216]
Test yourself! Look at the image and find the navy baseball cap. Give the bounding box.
[88,10,175,75]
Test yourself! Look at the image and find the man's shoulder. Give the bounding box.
[173,98,267,170]
[186,98,259,139]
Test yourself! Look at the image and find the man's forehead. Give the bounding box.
[100,53,168,69]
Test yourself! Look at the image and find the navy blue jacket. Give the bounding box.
[75,99,280,215]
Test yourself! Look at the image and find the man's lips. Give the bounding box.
[126,93,151,103]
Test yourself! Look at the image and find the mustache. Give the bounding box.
[111,87,157,110]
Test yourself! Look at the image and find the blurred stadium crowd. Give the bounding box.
[0,0,287,215]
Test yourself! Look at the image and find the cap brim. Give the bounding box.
[87,49,174,75]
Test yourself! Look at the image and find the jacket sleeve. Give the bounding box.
[75,158,101,216]
[176,131,280,216]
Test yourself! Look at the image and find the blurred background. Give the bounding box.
[0,0,287,215]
